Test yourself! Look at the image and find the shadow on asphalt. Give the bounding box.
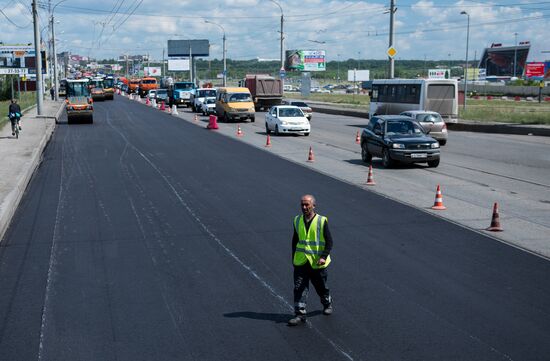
[223,310,323,324]
[347,124,368,128]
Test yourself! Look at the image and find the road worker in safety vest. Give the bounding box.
[288,194,334,326]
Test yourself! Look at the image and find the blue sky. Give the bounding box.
[1,0,549,63]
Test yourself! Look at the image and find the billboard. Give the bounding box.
[168,58,190,71]
[525,62,546,78]
[167,40,209,57]
[144,66,162,76]
[347,69,370,81]
[428,69,451,79]
[285,50,326,71]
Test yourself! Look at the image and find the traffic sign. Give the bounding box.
[387,47,397,58]
[0,68,28,75]
[279,68,286,78]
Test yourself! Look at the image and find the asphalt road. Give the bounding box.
[0,97,549,360]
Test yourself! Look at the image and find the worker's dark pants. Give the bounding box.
[293,263,331,316]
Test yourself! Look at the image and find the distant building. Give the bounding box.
[479,42,530,77]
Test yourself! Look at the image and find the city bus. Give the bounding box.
[369,79,458,123]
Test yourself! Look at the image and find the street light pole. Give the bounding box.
[49,0,67,101]
[388,0,396,79]
[32,0,44,114]
[270,0,284,72]
[513,32,518,78]
[205,20,226,86]
[461,11,470,112]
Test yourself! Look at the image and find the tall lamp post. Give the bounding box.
[50,0,67,101]
[461,10,470,112]
[270,0,284,73]
[205,20,226,86]
[513,32,518,78]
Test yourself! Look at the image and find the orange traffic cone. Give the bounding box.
[366,165,376,185]
[487,202,503,231]
[236,125,243,137]
[431,184,447,210]
[355,130,361,144]
[160,101,166,111]
[307,146,315,162]
[146,97,150,106]
[265,134,272,147]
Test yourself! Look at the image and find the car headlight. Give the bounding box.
[392,143,405,149]
[249,108,255,112]
[280,120,288,125]
[430,142,440,149]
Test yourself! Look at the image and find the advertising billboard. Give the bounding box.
[479,44,530,77]
[168,58,190,71]
[167,40,209,57]
[428,69,451,79]
[144,66,162,76]
[285,50,326,72]
[525,62,546,78]
[347,69,370,81]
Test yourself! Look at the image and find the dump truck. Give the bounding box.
[239,74,283,111]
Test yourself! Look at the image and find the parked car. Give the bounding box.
[200,97,217,115]
[147,89,157,100]
[155,89,169,104]
[265,105,310,136]
[400,110,448,145]
[360,115,440,168]
[289,101,312,120]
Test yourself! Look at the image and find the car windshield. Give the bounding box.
[291,102,308,107]
[142,80,156,84]
[229,93,251,102]
[278,108,304,117]
[67,82,90,97]
[206,98,216,104]
[156,90,167,95]
[416,113,443,123]
[386,121,424,136]
[198,90,216,97]
[175,83,194,90]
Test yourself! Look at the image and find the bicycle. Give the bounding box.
[8,113,21,139]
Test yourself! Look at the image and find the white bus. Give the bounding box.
[369,79,458,123]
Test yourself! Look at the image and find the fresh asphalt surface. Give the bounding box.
[0,96,549,361]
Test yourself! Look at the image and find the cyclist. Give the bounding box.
[8,99,22,136]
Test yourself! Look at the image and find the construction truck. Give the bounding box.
[239,74,283,111]
[167,81,196,108]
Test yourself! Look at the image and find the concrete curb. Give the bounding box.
[307,103,550,137]
[0,103,62,242]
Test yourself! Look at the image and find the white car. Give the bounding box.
[265,105,310,136]
[200,97,217,115]
[192,88,217,112]
[146,89,157,100]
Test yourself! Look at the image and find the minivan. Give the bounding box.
[215,87,255,122]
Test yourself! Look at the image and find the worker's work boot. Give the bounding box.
[323,304,333,315]
[287,315,306,326]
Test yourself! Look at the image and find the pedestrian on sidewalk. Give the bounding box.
[50,86,55,100]
[8,99,22,136]
[288,194,334,326]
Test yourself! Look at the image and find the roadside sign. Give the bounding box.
[428,69,450,79]
[526,62,546,78]
[0,68,28,75]
[387,47,397,58]
[280,68,286,78]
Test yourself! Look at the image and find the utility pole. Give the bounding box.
[32,0,44,114]
[388,0,396,79]
[270,1,284,73]
[461,11,470,112]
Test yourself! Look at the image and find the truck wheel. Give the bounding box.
[88,115,94,124]
[250,116,255,123]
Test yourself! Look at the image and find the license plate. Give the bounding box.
[411,153,427,158]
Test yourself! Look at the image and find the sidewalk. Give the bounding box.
[0,99,64,241]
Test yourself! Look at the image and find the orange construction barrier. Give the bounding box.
[431,184,447,210]
[207,115,219,130]
[366,165,376,185]
[307,146,315,162]
[487,202,503,231]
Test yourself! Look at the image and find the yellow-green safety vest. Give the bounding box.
[293,214,331,269]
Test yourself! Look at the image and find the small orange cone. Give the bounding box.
[265,134,272,147]
[366,165,376,185]
[146,97,150,106]
[160,101,166,111]
[307,146,315,162]
[431,184,447,210]
[194,114,199,123]
[355,130,361,144]
[487,202,503,231]
[236,125,243,137]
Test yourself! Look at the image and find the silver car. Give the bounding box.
[400,110,448,145]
